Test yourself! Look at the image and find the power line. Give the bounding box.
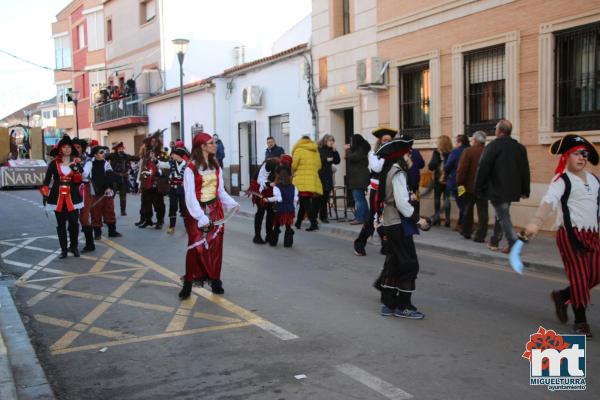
[0,48,127,73]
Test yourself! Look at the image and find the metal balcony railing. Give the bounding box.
[93,95,148,124]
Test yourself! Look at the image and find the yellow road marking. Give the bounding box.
[34,314,74,328]
[80,302,113,325]
[192,312,242,324]
[25,267,144,283]
[27,277,75,307]
[89,248,116,273]
[139,279,180,288]
[52,322,252,355]
[50,331,81,352]
[119,299,175,313]
[166,295,198,332]
[57,289,105,301]
[88,327,135,340]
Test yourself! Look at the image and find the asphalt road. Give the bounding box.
[0,189,598,400]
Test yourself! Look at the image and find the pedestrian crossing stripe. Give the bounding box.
[0,236,297,356]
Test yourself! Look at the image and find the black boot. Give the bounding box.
[138,219,154,228]
[283,227,294,248]
[253,236,266,244]
[134,217,145,226]
[353,239,366,256]
[154,221,163,230]
[57,226,68,258]
[82,226,95,252]
[211,279,225,294]
[68,223,80,257]
[306,223,319,232]
[179,280,192,299]
[269,227,280,247]
[108,223,122,237]
[93,226,102,240]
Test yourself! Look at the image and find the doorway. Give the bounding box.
[330,108,355,206]
[170,122,181,142]
[238,121,258,191]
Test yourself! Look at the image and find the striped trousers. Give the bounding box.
[556,227,600,308]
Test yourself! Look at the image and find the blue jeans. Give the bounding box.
[490,201,517,247]
[352,189,369,223]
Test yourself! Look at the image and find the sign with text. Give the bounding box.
[0,166,46,188]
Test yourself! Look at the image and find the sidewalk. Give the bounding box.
[233,196,563,274]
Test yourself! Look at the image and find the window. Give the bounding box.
[89,70,106,102]
[342,0,350,35]
[464,45,505,136]
[52,110,58,118]
[43,111,50,119]
[399,62,430,140]
[54,35,71,69]
[86,11,105,51]
[140,0,156,25]
[555,22,600,132]
[106,18,112,42]
[56,84,74,117]
[77,24,86,49]
[332,0,351,38]
[319,57,328,89]
[269,114,290,152]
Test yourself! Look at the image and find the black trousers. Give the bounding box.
[168,188,186,228]
[141,188,165,224]
[297,196,317,227]
[461,193,488,241]
[55,209,79,250]
[254,202,274,239]
[316,190,331,221]
[116,180,128,213]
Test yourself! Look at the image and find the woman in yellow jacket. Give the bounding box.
[292,135,322,231]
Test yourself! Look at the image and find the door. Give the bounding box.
[238,121,257,191]
[269,113,290,153]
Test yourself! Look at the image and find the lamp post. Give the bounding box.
[23,109,32,128]
[67,89,80,138]
[172,38,189,145]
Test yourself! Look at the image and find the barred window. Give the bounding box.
[555,22,600,132]
[399,62,430,140]
[464,45,505,136]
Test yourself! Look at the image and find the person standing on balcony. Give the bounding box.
[107,142,140,216]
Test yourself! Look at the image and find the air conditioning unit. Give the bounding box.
[242,86,263,108]
[356,57,388,89]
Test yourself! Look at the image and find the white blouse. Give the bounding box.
[540,171,599,231]
[267,186,299,205]
[183,166,239,227]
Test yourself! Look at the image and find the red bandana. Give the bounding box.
[553,145,587,181]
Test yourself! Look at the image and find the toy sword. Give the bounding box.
[509,232,528,275]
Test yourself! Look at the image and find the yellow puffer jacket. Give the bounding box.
[291,138,323,195]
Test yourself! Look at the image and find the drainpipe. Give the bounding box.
[302,46,319,140]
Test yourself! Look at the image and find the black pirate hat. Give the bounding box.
[372,127,398,140]
[375,137,414,161]
[90,145,109,156]
[50,134,79,157]
[550,134,599,166]
[71,138,88,152]
[171,146,190,159]
[112,141,125,150]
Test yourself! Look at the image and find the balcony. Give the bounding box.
[92,95,148,131]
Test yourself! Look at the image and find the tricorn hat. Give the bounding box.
[550,134,598,166]
[375,137,414,161]
[112,141,125,150]
[50,134,79,157]
[372,127,398,140]
[90,145,109,156]
[71,138,88,152]
[171,147,190,159]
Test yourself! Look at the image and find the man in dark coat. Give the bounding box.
[456,131,487,242]
[265,137,285,159]
[475,119,530,252]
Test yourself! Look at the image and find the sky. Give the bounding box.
[0,0,311,119]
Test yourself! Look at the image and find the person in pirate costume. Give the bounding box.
[40,135,84,258]
[266,160,298,248]
[523,134,600,337]
[107,142,140,216]
[137,131,169,229]
[179,133,240,299]
[164,144,190,234]
[249,157,280,244]
[84,145,122,239]
[353,127,396,256]
[375,137,430,318]
[72,138,96,252]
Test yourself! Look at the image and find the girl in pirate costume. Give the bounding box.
[524,134,600,337]
[375,137,430,318]
[40,135,84,258]
[354,127,396,256]
[266,160,298,248]
[179,133,239,299]
[249,157,280,244]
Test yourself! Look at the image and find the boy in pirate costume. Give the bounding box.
[107,142,140,216]
[179,133,239,299]
[72,138,95,252]
[250,157,280,244]
[40,135,84,258]
[265,161,298,248]
[165,145,190,234]
[354,127,396,256]
[376,137,430,318]
[84,145,122,240]
[523,134,600,337]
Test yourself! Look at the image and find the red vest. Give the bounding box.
[187,162,220,202]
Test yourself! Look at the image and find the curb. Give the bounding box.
[0,328,18,400]
[236,210,563,275]
[0,287,56,400]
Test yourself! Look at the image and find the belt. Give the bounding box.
[200,197,217,206]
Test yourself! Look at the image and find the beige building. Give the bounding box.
[314,0,600,229]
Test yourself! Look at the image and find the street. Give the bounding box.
[1,189,598,400]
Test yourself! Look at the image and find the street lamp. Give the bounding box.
[67,89,80,138]
[23,109,32,127]
[172,38,189,144]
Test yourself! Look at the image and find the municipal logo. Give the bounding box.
[522,326,586,391]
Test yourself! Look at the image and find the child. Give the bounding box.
[266,167,298,248]
[524,134,600,337]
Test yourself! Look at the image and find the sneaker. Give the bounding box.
[167,227,175,234]
[551,290,568,324]
[473,237,485,243]
[353,240,366,256]
[381,306,394,316]
[573,322,593,338]
[394,308,425,319]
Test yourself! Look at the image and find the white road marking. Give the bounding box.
[2,259,32,268]
[336,364,413,400]
[253,320,299,341]
[1,238,36,257]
